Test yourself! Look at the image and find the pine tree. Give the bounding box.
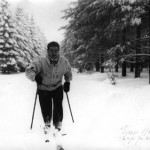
[0,1,47,73]
[0,0,19,73]
[62,0,150,75]
[13,7,33,70]
[13,7,47,71]
[29,16,46,58]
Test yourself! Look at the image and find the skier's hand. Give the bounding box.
[35,73,42,85]
[63,82,70,93]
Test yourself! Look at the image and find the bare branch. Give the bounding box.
[130,36,150,42]
[124,53,150,58]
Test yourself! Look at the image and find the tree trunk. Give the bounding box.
[149,0,150,84]
[130,58,134,72]
[95,59,100,72]
[100,54,104,73]
[115,61,119,72]
[130,63,134,72]
[115,31,119,73]
[135,24,141,78]
[122,28,127,77]
[122,61,126,77]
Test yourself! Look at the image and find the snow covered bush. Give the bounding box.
[104,60,117,85]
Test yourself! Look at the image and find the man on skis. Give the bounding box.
[25,41,72,137]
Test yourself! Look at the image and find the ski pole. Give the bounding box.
[30,88,38,129]
[66,92,74,123]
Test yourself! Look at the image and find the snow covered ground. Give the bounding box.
[0,69,150,150]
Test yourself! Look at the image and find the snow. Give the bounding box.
[131,17,141,26]
[0,39,4,43]
[121,5,132,12]
[0,70,150,150]
[5,43,10,48]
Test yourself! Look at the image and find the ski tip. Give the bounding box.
[45,139,50,143]
[53,133,67,137]
[57,145,64,150]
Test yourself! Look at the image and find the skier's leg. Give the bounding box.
[38,90,52,126]
[53,86,63,130]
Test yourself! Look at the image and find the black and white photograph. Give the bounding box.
[0,0,150,150]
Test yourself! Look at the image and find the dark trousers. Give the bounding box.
[38,86,63,128]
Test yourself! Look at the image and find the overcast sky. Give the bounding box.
[6,0,76,43]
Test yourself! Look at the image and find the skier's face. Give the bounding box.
[48,46,59,59]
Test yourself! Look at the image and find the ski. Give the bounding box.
[45,139,50,143]
[53,133,67,137]
[53,130,66,150]
[42,125,67,150]
[56,145,64,150]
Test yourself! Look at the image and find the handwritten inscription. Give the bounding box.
[120,125,150,145]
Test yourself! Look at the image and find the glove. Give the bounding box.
[63,82,70,93]
[35,73,42,85]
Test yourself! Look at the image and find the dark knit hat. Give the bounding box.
[47,41,59,50]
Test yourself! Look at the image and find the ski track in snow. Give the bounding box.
[0,71,150,150]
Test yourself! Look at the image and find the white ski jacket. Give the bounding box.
[25,56,72,91]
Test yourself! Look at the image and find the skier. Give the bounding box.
[25,41,72,137]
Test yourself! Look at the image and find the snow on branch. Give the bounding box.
[124,53,150,58]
